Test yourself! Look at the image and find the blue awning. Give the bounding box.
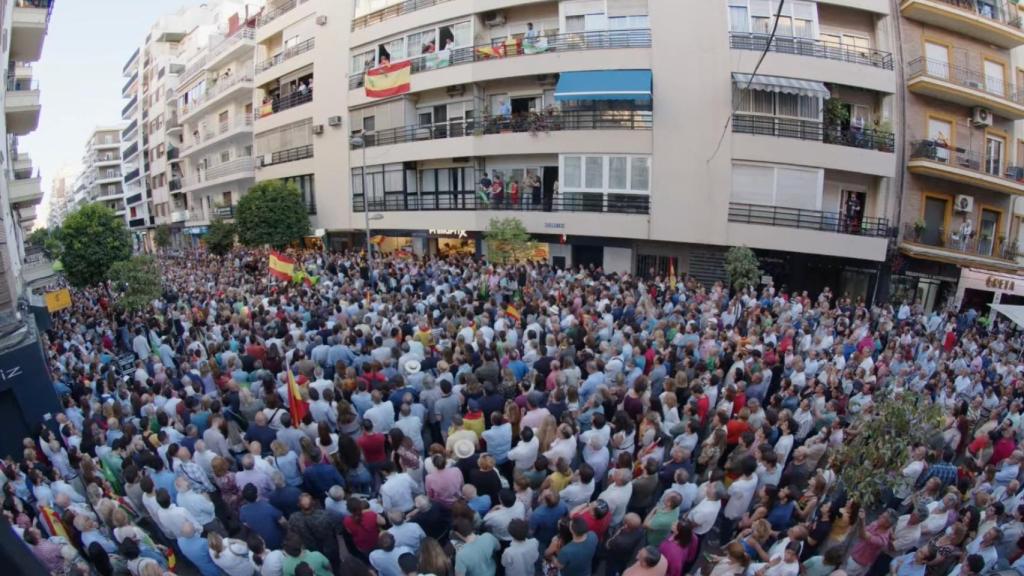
[554,70,652,101]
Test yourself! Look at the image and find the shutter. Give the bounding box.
[774,167,821,209]
[731,164,773,205]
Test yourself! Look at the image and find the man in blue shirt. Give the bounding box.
[556,517,598,576]
[303,460,345,499]
[481,413,512,477]
[148,456,177,502]
[177,521,221,576]
[239,483,285,549]
[529,490,568,549]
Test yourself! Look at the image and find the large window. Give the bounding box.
[353,19,471,71]
[282,174,316,214]
[560,154,651,194]
[735,88,821,120]
[255,119,313,158]
[727,0,817,38]
[731,162,823,210]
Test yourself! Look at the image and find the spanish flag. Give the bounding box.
[365,60,412,98]
[39,506,68,540]
[476,43,506,59]
[287,364,308,425]
[669,259,677,291]
[268,252,295,282]
[506,304,520,324]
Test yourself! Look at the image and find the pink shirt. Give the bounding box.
[850,520,891,567]
[425,467,464,506]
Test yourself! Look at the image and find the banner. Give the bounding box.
[268,252,295,281]
[365,60,412,98]
[476,43,506,59]
[522,36,549,55]
[424,49,450,70]
[44,288,72,313]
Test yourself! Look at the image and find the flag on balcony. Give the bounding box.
[365,60,412,98]
[268,252,295,281]
[425,49,450,69]
[522,37,549,55]
[287,363,308,425]
[476,43,506,59]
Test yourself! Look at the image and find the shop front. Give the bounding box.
[955,267,1024,313]
[889,256,959,313]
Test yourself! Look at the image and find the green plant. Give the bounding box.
[60,204,132,287]
[27,227,63,261]
[107,255,162,313]
[236,180,311,248]
[824,97,850,128]
[832,391,946,511]
[484,217,535,264]
[205,218,236,257]
[724,246,761,292]
[913,219,926,233]
[153,224,171,249]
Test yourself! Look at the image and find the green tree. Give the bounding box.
[61,204,132,287]
[724,245,761,292]
[832,392,946,510]
[235,180,310,248]
[107,255,163,313]
[153,224,171,249]
[484,217,535,265]
[27,227,63,261]
[205,218,236,256]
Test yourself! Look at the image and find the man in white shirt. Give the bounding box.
[501,519,539,576]
[723,458,758,536]
[597,468,634,526]
[686,482,723,536]
[364,390,396,433]
[559,464,596,511]
[507,427,539,472]
[174,477,222,536]
[380,463,418,513]
[483,490,526,541]
[892,505,928,556]
[155,488,199,539]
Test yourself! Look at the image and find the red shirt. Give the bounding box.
[991,437,1016,467]
[343,510,380,553]
[725,419,750,446]
[695,396,710,426]
[574,509,612,541]
[357,432,387,464]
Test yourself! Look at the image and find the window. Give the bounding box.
[986,134,1005,175]
[282,174,316,213]
[734,88,821,120]
[630,157,650,191]
[925,42,949,79]
[585,157,603,189]
[560,154,652,194]
[352,50,375,72]
[220,151,230,163]
[984,60,1006,96]
[729,0,817,38]
[728,2,749,33]
[564,156,582,188]
[609,156,628,190]
[407,29,438,56]
[731,162,823,210]
[608,15,648,29]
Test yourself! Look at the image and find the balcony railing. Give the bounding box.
[169,178,182,192]
[256,88,313,119]
[122,142,139,160]
[256,38,315,74]
[357,109,653,149]
[122,120,137,140]
[732,114,895,152]
[185,114,253,151]
[122,72,138,96]
[352,0,453,30]
[122,95,138,118]
[129,217,147,228]
[184,157,254,188]
[167,147,180,161]
[263,144,314,166]
[258,0,311,27]
[125,192,143,206]
[909,139,1024,183]
[729,32,893,70]
[353,191,650,215]
[349,28,652,89]
[906,56,1024,104]
[123,47,140,75]
[123,168,140,183]
[180,73,254,116]
[6,78,38,92]
[925,0,1022,28]
[902,222,1019,260]
[728,202,891,237]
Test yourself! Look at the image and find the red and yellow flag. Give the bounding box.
[506,304,521,323]
[669,259,677,290]
[268,252,295,282]
[39,506,68,540]
[365,60,412,98]
[287,365,308,425]
[476,43,506,59]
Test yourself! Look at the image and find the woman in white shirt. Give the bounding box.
[774,419,795,467]
[208,533,256,576]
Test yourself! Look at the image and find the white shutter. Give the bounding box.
[774,167,821,209]
[731,164,773,205]
[607,0,648,17]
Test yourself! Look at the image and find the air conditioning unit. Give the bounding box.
[484,11,506,27]
[327,115,343,127]
[955,194,974,213]
[316,15,328,25]
[966,80,984,90]
[446,84,465,97]
[312,124,324,135]
[972,106,993,127]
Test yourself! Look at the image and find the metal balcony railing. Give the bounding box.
[908,139,1024,184]
[184,157,254,187]
[728,202,891,237]
[349,29,652,89]
[122,95,138,118]
[258,0,312,27]
[353,190,650,215]
[122,142,139,160]
[180,73,254,116]
[123,47,140,76]
[123,168,140,183]
[122,120,137,140]
[729,32,893,70]
[262,144,314,166]
[352,0,454,30]
[356,109,652,149]
[906,57,1024,104]
[122,72,138,96]
[256,38,315,74]
[925,0,1022,28]
[125,192,143,206]
[902,222,1019,260]
[732,114,895,152]
[256,88,313,118]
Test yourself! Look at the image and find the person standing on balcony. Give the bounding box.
[529,173,542,207]
[509,179,520,207]
[478,172,493,206]
[492,174,506,207]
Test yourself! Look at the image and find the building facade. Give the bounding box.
[76,126,127,217]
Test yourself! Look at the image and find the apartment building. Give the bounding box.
[77,126,127,217]
[47,165,73,228]
[175,3,262,243]
[246,0,902,301]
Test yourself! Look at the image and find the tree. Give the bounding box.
[484,217,535,265]
[832,392,946,510]
[724,245,761,292]
[61,204,132,287]
[205,219,236,256]
[153,224,171,249]
[235,180,310,248]
[27,227,63,261]
[107,255,162,313]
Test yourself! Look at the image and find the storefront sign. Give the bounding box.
[544,223,565,229]
[986,276,1016,291]
[429,229,468,238]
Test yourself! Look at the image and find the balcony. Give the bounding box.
[122,119,138,140]
[209,27,256,72]
[357,109,653,149]
[9,174,43,206]
[128,217,148,229]
[727,202,890,237]
[169,178,182,193]
[170,210,189,223]
[122,141,139,161]
[5,79,40,135]
[180,73,255,118]
[256,38,315,74]
[167,147,180,161]
[13,153,32,176]
[729,32,893,70]
[906,57,1024,119]
[907,139,1024,196]
[353,190,649,215]
[122,72,138,98]
[256,89,313,119]
[123,47,140,76]
[258,0,312,28]
[182,157,254,192]
[125,192,144,206]
[900,222,1020,267]
[122,95,138,120]
[183,113,253,155]
[348,29,652,90]
[11,0,54,62]
[900,0,1024,49]
[123,168,141,184]
[261,144,313,167]
[95,171,122,184]
[23,249,55,285]
[352,0,452,30]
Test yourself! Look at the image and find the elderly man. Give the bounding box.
[175,476,224,536]
[235,454,274,501]
[177,521,221,576]
[597,468,634,527]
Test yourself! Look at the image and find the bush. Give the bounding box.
[154,224,171,249]
[484,217,534,265]
[236,180,310,248]
[724,246,760,292]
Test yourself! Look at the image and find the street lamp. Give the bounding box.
[351,135,384,288]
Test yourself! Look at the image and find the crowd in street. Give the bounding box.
[6,246,1024,576]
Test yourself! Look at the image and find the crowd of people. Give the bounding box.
[5,246,1024,576]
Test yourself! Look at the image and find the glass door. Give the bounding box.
[986,134,1005,176]
[984,60,1005,96]
[923,196,949,246]
[928,117,953,162]
[925,42,950,79]
[979,208,1000,256]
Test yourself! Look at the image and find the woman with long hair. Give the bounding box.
[207,532,255,576]
[417,537,453,576]
[706,541,750,576]
[658,521,699,576]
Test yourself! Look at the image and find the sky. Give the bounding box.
[22,0,208,226]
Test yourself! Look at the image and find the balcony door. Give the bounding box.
[979,208,1001,256]
[922,195,949,246]
[928,117,953,162]
[925,42,950,79]
[985,134,1005,176]
[984,60,1006,96]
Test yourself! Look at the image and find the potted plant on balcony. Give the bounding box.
[874,120,894,152]
[913,218,926,241]
[823,97,848,144]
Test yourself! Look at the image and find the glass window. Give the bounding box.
[584,13,608,30]
[585,156,604,189]
[566,15,585,32]
[352,50,375,72]
[609,157,628,190]
[564,156,582,188]
[776,93,799,117]
[407,29,438,56]
[728,6,749,32]
[420,170,436,192]
[630,157,650,192]
[438,168,451,191]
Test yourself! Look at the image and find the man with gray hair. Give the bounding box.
[597,468,633,526]
[387,509,426,553]
[324,485,348,519]
[686,482,724,537]
[235,453,274,501]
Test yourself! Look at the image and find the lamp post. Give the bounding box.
[350,135,373,286]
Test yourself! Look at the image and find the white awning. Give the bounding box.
[732,73,831,99]
[990,303,1024,328]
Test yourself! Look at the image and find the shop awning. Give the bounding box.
[990,303,1024,328]
[732,73,831,99]
[554,70,652,101]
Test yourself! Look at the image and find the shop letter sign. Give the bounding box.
[986,276,1016,291]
